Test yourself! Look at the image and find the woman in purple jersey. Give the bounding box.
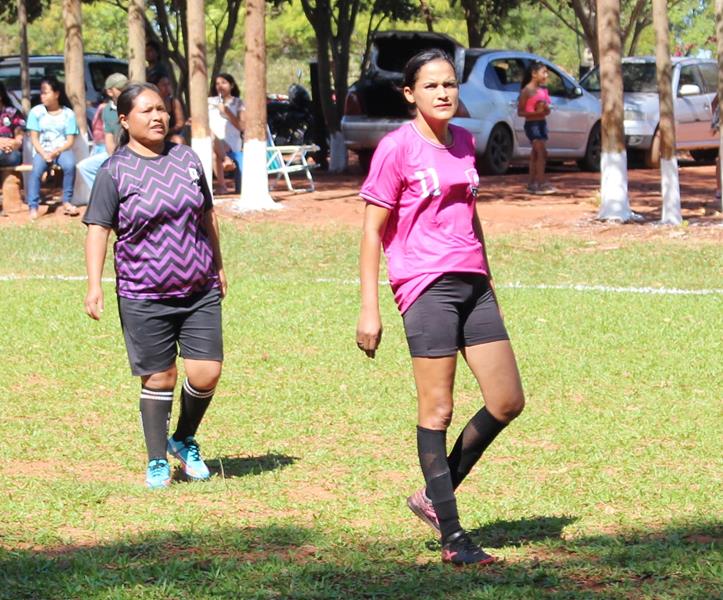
[83,83,226,489]
[356,50,525,565]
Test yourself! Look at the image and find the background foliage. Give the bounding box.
[0,0,718,93]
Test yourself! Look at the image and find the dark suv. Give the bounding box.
[0,53,128,120]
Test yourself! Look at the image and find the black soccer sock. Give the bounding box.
[139,387,173,461]
[447,407,507,490]
[417,426,462,542]
[172,379,215,442]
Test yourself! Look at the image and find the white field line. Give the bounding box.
[0,273,721,296]
[313,277,723,296]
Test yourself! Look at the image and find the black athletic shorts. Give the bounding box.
[117,287,223,376]
[402,273,509,358]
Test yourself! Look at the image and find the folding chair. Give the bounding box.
[266,127,320,193]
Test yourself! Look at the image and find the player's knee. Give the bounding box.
[419,397,453,430]
[188,362,222,390]
[499,391,525,422]
[143,365,177,389]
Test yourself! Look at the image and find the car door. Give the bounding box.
[482,58,529,151]
[674,64,710,147]
[543,66,589,155]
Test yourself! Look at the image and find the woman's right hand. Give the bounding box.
[356,308,382,359]
[84,285,104,320]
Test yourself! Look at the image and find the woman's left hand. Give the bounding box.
[217,268,228,299]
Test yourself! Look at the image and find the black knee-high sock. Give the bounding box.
[139,387,173,461]
[447,407,507,490]
[172,379,215,442]
[417,426,461,542]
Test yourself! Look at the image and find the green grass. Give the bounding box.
[0,221,721,599]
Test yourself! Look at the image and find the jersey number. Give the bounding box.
[415,168,441,199]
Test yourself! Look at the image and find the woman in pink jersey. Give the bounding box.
[517,61,556,195]
[356,49,525,566]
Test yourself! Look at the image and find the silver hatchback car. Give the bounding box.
[342,41,602,174]
[580,56,719,166]
[458,49,601,174]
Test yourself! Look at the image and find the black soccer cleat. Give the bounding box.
[441,529,497,566]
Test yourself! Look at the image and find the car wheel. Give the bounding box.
[577,122,601,172]
[479,124,513,175]
[357,150,373,174]
[643,129,661,169]
[690,149,718,164]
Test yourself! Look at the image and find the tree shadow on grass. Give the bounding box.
[207,453,298,479]
[1,521,719,599]
[472,515,579,548]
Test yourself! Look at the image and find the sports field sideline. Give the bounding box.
[0,218,720,599]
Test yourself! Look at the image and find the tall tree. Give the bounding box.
[716,0,723,213]
[63,0,87,137]
[536,0,685,65]
[187,0,212,182]
[596,0,630,222]
[451,0,520,48]
[235,0,278,211]
[653,0,680,225]
[128,0,145,81]
[17,0,30,113]
[299,0,361,173]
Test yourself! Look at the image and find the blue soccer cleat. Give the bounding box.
[145,458,171,489]
[167,436,211,481]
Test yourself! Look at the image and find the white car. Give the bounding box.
[580,56,718,166]
[342,32,602,174]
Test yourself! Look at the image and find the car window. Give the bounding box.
[0,63,65,91]
[89,62,128,93]
[697,63,719,94]
[580,68,600,92]
[678,65,704,95]
[484,59,525,92]
[621,63,657,93]
[545,68,568,97]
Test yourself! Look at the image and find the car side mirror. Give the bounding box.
[571,86,583,98]
[678,83,701,97]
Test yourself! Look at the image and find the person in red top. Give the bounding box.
[518,61,556,195]
[356,49,525,566]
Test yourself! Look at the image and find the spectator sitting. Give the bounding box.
[208,72,244,194]
[0,81,26,217]
[77,73,128,192]
[89,98,108,155]
[26,76,79,220]
[149,73,186,145]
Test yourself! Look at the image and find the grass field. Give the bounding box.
[0,221,721,599]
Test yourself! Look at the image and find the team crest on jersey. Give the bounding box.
[465,168,480,198]
[188,166,200,185]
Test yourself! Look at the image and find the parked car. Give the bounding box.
[0,53,128,122]
[579,56,718,167]
[342,31,602,174]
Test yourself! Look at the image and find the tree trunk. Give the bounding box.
[17,0,30,114]
[235,0,278,212]
[63,0,87,136]
[209,0,242,85]
[186,0,212,190]
[653,0,680,225]
[419,0,434,32]
[716,0,723,212]
[128,0,146,82]
[460,0,482,47]
[596,0,630,221]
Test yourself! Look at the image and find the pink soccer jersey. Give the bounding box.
[360,122,488,313]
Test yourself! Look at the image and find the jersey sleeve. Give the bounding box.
[359,134,403,210]
[200,170,213,211]
[83,166,119,229]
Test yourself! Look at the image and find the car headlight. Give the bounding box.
[623,109,645,121]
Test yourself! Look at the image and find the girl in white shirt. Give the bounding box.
[208,73,245,194]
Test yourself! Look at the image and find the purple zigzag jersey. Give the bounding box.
[83,143,218,300]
